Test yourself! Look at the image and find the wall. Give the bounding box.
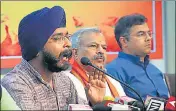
[1,1,175,74]
[151,1,175,74]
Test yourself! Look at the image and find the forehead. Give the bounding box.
[80,32,106,45]
[130,23,150,33]
[51,27,68,36]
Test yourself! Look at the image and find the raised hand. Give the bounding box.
[85,66,106,105]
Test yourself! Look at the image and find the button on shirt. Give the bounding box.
[2,59,86,110]
[106,52,169,100]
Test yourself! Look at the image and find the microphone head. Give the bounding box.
[80,57,92,66]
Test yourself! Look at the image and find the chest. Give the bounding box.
[30,81,71,110]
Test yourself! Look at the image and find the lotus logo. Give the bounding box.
[170,101,176,107]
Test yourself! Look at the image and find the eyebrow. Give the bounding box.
[137,30,151,33]
[87,42,107,46]
[87,42,98,45]
[52,32,69,37]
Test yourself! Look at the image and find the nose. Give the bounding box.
[96,46,105,54]
[145,33,152,41]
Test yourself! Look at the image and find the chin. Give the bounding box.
[144,49,151,54]
[146,50,151,54]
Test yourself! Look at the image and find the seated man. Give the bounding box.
[66,27,125,102]
[2,6,106,110]
[106,13,169,100]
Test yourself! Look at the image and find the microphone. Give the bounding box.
[94,96,141,111]
[92,100,113,111]
[93,100,132,111]
[165,96,176,111]
[81,57,146,110]
[114,96,137,105]
[114,96,143,110]
[145,96,166,110]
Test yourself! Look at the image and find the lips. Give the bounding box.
[95,57,105,62]
[146,44,151,48]
[60,49,72,60]
[57,49,72,64]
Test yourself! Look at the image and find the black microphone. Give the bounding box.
[93,100,112,111]
[81,57,146,111]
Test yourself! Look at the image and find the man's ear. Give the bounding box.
[72,48,78,60]
[119,36,128,48]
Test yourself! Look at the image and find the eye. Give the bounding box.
[66,34,72,40]
[102,46,107,50]
[53,37,59,41]
[103,47,107,50]
[137,32,145,37]
[89,44,97,48]
[147,31,153,37]
[52,35,62,41]
[64,45,71,48]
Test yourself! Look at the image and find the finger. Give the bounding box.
[84,83,90,97]
[89,71,94,82]
[94,69,99,79]
[98,66,103,80]
[99,66,106,82]
[98,73,103,80]
[101,73,106,82]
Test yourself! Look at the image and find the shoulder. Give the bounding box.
[147,63,163,74]
[2,66,25,87]
[1,64,35,93]
[106,57,129,69]
[106,58,118,68]
[106,58,124,74]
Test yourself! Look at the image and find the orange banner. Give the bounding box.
[1,1,163,68]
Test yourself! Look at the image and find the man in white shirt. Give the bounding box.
[66,27,126,103]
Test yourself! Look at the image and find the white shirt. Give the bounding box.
[64,70,126,102]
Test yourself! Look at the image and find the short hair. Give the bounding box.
[114,13,147,48]
[70,27,102,49]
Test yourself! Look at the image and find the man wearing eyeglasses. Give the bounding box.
[1,6,107,110]
[106,13,169,101]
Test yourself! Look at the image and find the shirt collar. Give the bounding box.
[20,58,44,82]
[118,52,150,66]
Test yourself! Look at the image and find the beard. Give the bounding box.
[42,49,72,72]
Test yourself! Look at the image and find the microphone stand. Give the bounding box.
[89,63,146,111]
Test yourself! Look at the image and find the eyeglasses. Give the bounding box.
[123,31,153,38]
[130,31,153,38]
[51,33,72,43]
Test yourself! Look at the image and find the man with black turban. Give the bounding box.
[2,6,106,110]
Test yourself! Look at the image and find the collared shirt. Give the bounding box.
[106,52,169,101]
[2,59,86,110]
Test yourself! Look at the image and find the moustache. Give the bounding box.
[57,49,72,61]
[93,53,105,61]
